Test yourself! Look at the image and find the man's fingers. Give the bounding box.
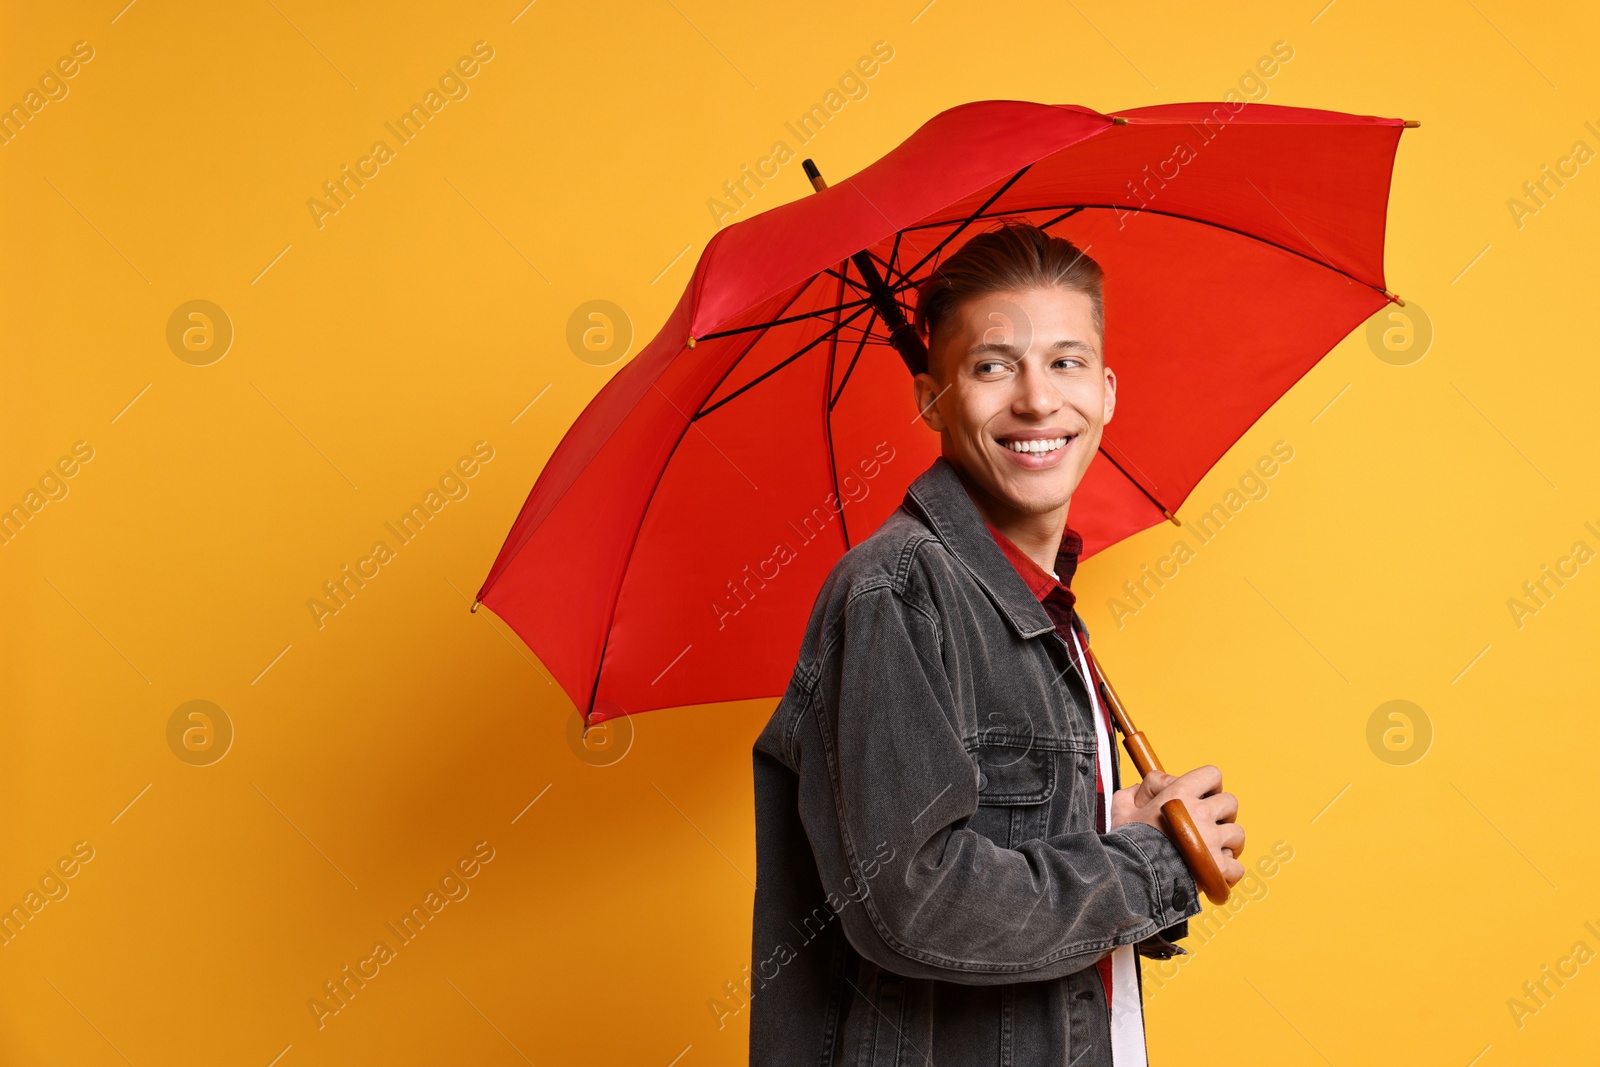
[1141,771,1248,876]
[1218,821,1246,863]
[1152,765,1223,804]
[1174,764,1224,797]
[1199,791,1240,824]
[1141,770,1174,790]
[1207,820,1247,883]
[1136,770,1174,804]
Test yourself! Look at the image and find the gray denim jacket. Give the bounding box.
[749,455,1203,1066]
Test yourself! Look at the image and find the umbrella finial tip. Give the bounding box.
[801,159,828,192]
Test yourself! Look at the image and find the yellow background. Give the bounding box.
[3,0,1597,1063]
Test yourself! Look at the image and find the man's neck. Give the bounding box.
[949,461,1069,577]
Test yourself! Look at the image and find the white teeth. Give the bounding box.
[1003,437,1068,454]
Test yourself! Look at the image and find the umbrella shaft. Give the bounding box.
[848,249,928,377]
[1120,730,1163,778]
[803,158,928,377]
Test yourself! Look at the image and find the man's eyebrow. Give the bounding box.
[966,338,1097,356]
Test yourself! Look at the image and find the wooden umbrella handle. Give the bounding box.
[1121,732,1232,906]
[1088,650,1232,906]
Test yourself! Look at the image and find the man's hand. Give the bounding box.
[1109,765,1246,888]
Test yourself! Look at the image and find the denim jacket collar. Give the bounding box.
[903,455,1057,641]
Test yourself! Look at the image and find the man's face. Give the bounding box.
[912,285,1115,523]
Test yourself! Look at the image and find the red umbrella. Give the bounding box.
[475,99,1412,736]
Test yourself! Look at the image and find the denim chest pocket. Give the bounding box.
[966,741,1056,850]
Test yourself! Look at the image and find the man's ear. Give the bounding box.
[1101,363,1117,426]
[912,370,946,432]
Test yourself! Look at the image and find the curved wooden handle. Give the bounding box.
[1119,728,1231,905]
[1159,797,1231,905]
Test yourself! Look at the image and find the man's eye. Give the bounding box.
[976,361,1005,374]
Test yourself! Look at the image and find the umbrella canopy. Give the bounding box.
[476,99,1410,725]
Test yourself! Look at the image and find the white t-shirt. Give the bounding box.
[1068,624,1148,1067]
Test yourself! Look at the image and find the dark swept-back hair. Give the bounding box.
[912,221,1106,375]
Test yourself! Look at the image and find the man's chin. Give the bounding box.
[960,466,1077,518]
[1001,479,1077,516]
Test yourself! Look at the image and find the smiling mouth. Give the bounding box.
[997,435,1073,455]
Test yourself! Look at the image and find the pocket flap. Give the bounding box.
[974,744,1055,804]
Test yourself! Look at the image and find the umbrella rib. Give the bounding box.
[1034,206,1086,232]
[822,265,852,549]
[500,268,819,607]
[820,265,877,299]
[577,276,819,722]
[876,230,918,323]
[1099,433,1170,501]
[839,207,1080,304]
[1102,201,1385,292]
[860,246,898,280]
[895,164,1034,283]
[826,323,895,344]
[1095,443,1177,522]
[828,304,881,413]
[693,300,877,422]
[828,177,1051,312]
[696,294,877,341]
[825,235,901,414]
[846,230,912,304]
[897,201,1116,233]
[900,201,1386,295]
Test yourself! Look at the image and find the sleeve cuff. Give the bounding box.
[1107,821,1204,940]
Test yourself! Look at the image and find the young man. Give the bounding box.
[749,223,1245,1067]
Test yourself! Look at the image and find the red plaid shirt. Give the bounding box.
[983,519,1121,1019]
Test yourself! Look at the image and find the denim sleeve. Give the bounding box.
[799,584,1203,985]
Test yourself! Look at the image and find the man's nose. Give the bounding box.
[1012,357,1063,415]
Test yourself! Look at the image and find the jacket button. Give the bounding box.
[977,772,988,791]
